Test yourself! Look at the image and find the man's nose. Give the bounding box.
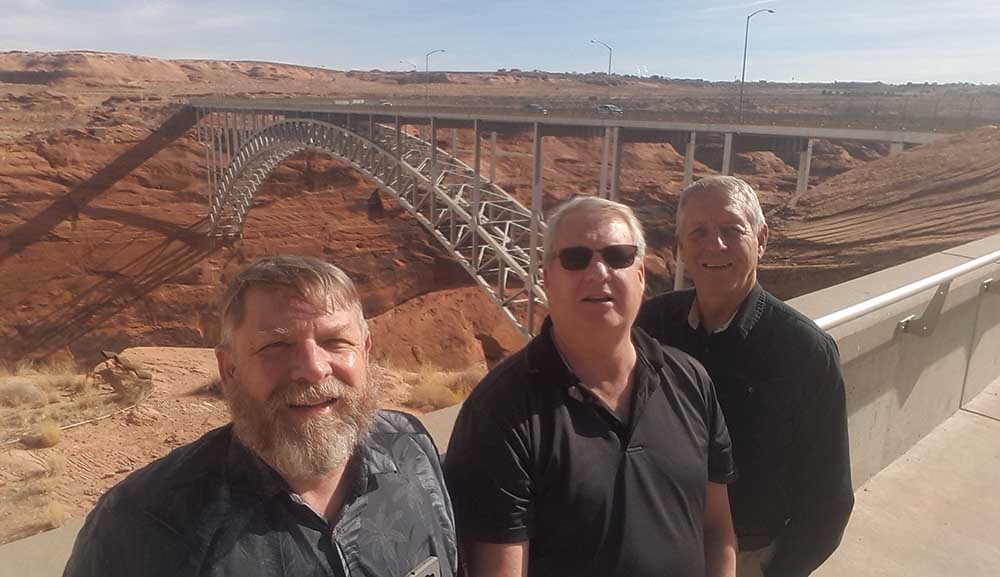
[704,230,728,250]
[289,340,332,383]
[583,254,613,278]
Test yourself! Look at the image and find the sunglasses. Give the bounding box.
[556,244,639,271]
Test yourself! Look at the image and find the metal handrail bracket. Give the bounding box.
[816,249,1000,332]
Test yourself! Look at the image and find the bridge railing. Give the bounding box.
[792,234,1000,487]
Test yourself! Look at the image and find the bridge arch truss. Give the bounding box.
[193,109,547,335]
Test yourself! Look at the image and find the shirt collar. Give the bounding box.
[689,283,766,340]
[525,316,666,382]
[687,301,738,333]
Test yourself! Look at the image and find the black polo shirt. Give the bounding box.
[637,284,854,577]
[444,318,736,577]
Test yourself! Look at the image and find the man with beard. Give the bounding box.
[64,255,458,577]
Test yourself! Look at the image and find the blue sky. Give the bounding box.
[2,0,998,84]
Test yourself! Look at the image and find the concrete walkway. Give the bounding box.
[814,377,1000,577]
[2,381,998,577]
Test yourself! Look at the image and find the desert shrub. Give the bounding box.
[24,421,61,448]
[45,500,66,529]
[14,359,37,376]
[0,381,46,408]
[43,453,66,477]
[116,379,154,405]
[407,381,461,412]
[404,365,486,412]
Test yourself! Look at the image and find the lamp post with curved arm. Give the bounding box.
[738,8,774,124]
[424,49,446,109]
[590,39,613,99]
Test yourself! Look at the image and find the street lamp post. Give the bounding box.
[424,49,446,110]
[738,8,774,124]
[590,39,613,99]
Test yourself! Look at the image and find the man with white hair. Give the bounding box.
[445,196,738,577]
[64,255,457,577]
[637,176,854,577]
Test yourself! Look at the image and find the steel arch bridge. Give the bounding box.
[193,110,547,336]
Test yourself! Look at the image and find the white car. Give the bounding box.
[596,103,624,115]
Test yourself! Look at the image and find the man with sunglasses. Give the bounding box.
[637,176,854,577]
[445,196,738,577]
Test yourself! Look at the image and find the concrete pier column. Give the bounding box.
[796,138,815,195]
[394,116,403,188]
[472,120,482,268]
[683,131,697,187]
[599,127,611,198]
[722,133,734,176]
[609,127,623,201]
[368,114,375,140]
[489,131,497,184]
[430,118,438,220]
[890,142,904,156]
[527,123,544,335]
[451,128,458,159]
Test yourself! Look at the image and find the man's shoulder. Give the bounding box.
[460,344,535,415]
[641,288,696,316]
[635,327,713,395]
[107,425,232,505]
[69,425,235,570]
[757,289,836,349]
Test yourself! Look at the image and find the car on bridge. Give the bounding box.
[596,103,624,115]
[522,103,549,115]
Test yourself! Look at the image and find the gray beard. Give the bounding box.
[227,365,383,478]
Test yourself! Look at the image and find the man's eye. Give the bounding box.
[260,341,289,352]
[321,339,351,349]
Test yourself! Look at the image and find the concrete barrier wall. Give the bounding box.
[790,233,1000,487]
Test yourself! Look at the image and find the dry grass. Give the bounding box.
[45,500,66,529]
[401,365,486,412]
[0,381,46,408]
[24,421,61,448]
[43,453,66,477]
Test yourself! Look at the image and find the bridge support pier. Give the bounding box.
[430,118,438,217]
[609,127,622,201]
[451,129,458,160]
[528,123,544,333]
[722,132,734,176]
[599,127,611,197]
[890,142,904,156]
[683,131,697,187]
[796,138,815,195]
[472,120,482,269]
[489,131,497,184]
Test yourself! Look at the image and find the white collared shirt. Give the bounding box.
[687,301,738,334]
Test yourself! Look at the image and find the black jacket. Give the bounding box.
[637,285,854,577]
[63,411,458,577]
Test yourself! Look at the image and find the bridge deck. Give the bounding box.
[1,378,997,577]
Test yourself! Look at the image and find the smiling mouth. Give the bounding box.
[702,263,732,270]
[582,296,615,303]
[288,398,338,409]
